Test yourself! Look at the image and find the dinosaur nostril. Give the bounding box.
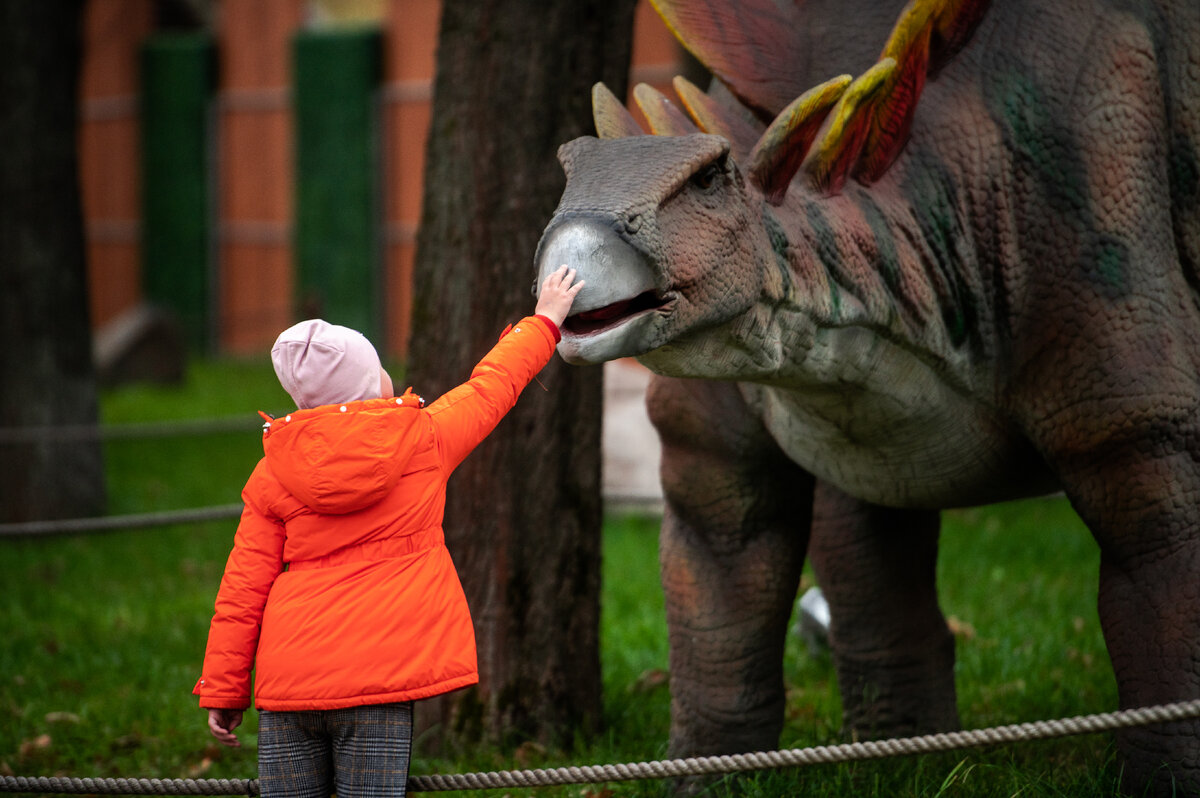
[625,214,641,234]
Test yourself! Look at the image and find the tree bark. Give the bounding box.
[410,0,636,749]
[0,0,106,524]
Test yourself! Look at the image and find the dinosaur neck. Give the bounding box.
[639,180,988,393]
[745,187,984,389]
[796,189,964,329]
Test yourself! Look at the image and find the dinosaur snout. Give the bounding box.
[535,218,656,317]
[534,217,667,363]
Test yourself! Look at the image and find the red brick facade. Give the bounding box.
[79,0,682,358]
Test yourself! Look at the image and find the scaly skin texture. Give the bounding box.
[535,0,1200,793]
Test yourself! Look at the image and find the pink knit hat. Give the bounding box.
[271,319,383,409]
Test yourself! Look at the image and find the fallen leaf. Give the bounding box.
[18,734,51,757]
[111,734,142,751]
[513,741,546,767]
[45,712,80,724]
[630,668,668,693]
[947,616,976,640]
[1066,648,1095,668]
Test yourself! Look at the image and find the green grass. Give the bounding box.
[100,359,293,514]
[0,359,1125,796]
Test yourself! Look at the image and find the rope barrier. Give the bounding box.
[0,504,244,538]
[0,416,657,537]
[0,415,255,537]
[0,778,255,796]
[4,700,1199,795]
[0,416,261,444]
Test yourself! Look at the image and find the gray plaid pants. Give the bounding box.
[257,702,413,798]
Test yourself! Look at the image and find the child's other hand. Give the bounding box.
[535,265,585,328]
[207,708,243,748]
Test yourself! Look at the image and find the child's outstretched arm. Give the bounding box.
[423,264,584,470]
[534,264,584,328]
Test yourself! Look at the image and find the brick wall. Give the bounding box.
[78,0,682,359]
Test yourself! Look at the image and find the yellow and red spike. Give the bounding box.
[672,75,762,162]
[804,58,897,196]
[855,1,935,183]
[592,82,645,140]
[636,0,990,188]
[747,74,851,205]
[633,83,701,137]
[930,0,991,73]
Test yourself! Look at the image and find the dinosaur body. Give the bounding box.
[536,0,1200,793]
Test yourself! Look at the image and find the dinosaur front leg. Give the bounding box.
[807,481,958,739]
[1057,445,1200,795]
[647,376,813,759]
[1014,314,1200,793]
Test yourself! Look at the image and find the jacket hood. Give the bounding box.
[262,397,425,514]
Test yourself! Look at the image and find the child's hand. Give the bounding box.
[535,265,585,328]
[207,708,243,748]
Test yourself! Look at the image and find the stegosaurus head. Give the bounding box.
[535,0,988,367]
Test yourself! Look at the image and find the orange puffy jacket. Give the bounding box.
[194,315,560,711]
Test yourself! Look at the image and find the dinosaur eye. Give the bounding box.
[690,161,722,191]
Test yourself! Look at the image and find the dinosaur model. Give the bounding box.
[533,0,1200,793]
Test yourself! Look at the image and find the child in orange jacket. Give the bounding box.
[195,265,583,798]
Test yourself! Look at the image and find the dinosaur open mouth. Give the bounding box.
[564,290,669,336]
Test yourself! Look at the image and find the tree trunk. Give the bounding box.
[410,0,636,749]
[0,0,106,524]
